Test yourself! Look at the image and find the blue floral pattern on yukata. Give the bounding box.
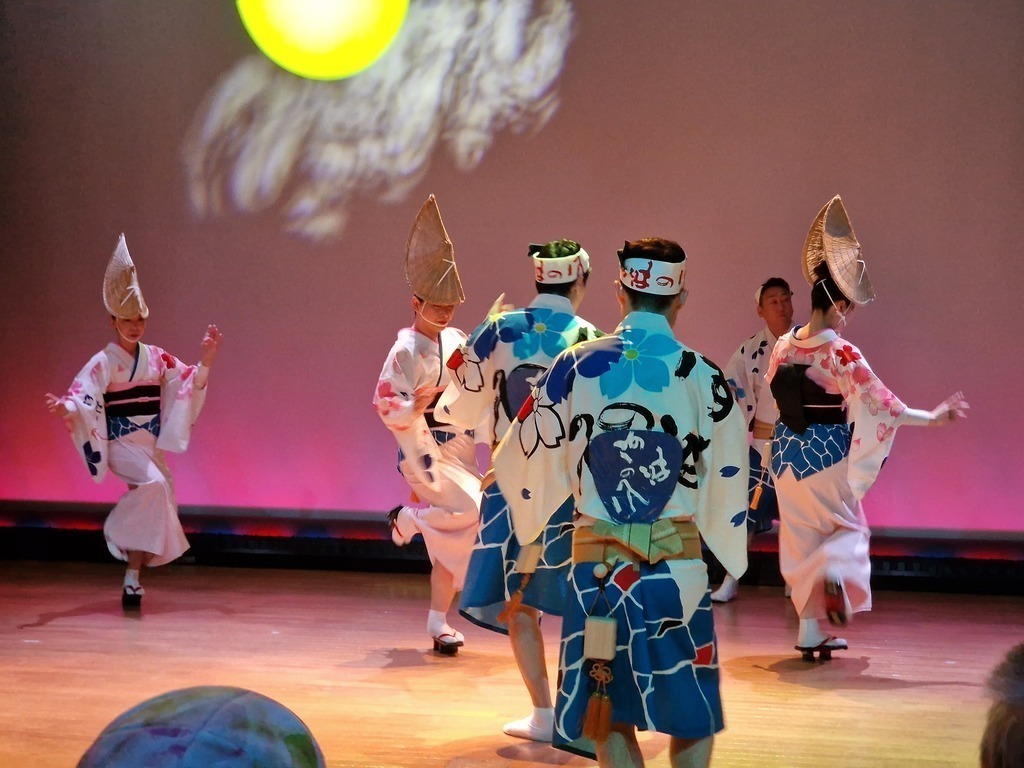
[458,301,598,633]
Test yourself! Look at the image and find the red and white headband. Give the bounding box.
[619,258,686,295]
[531,247,590,285]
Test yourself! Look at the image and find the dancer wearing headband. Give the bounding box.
[373,195,482,656]
[493,238,748,767]
[438,239,601,741]
[711,277,795,603]
[46,234,222,609]
[765,195,969,660]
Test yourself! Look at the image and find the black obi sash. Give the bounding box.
[770,364,845,434]
[104,384,161,420]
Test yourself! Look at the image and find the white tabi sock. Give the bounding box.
[531,707,554,728]
[503,707,555,742]
[123,569,141,589]
[710,573,739,602]
[427,610,463,642]
[797,618,827,648]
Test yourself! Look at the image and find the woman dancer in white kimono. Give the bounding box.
[765,196,967,657]
[46,234,222,609]
[373,195,482,655]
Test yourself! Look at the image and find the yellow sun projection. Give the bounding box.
[237,0,409,80]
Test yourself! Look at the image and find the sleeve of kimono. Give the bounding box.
[723,338,755,430]
[436,315,501,441]
[763,334,784,387]
[60,351,111,482]
[493,351,575,545]
[832,342,907,500]
[373,335,446,493]
[373,341,423,432]
[155,347,207,453]
[693,362,750,579]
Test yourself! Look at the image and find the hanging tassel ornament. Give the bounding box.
[582,661,614,743]
[496,577,529,624]
[498,543,541,623]
[581,560,616,744]
[750,482,763,510]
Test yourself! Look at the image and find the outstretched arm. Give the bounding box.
[901,391,970,427]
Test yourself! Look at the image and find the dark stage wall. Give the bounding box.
[2,1,1021,535]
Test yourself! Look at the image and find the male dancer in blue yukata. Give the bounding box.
[493,238,748,767]
[438,239,600,741]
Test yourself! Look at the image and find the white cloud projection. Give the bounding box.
[182,0,574,240]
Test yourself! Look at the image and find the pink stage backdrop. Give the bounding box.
[2,1,1020,534]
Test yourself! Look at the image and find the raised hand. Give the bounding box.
[200,324,223,367]
[45,392,70,418]
[932,391,969,424]
[487,292,514,316]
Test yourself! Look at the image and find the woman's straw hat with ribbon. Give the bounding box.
[103,233,149,319]
[405,195,464,305]
[802,195,875,305]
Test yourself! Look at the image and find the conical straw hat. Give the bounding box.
[405,195,464,305]
[102,233,149,319]
[802,196,875,305]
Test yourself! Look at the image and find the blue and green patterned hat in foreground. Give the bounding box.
[78,686,325,767]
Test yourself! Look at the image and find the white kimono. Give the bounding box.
[765,327,908,619]
[373,326,482,587]
[723,325,782,532]
[60,342,206,566]
[724,325,780,441]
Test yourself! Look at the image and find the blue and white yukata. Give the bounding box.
[438,294,600,633]
[493,310,748,755]
[723,326,783,534]
[765,327,907,620]
[59,342,207,566]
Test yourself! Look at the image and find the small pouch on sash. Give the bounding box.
[515,542,542,574]
[583,616,617,661]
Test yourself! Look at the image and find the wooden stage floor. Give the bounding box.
[1,561,1019,767]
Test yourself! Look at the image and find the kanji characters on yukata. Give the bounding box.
[494,238,748,768]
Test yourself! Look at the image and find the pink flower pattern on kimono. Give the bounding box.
[172,363,197,401]
[786,347,814,368]
[859,383,900,419]
[374,380,404,421]
[876,423,894,442]
[819,354,838,376]
[849,362,873,386]
[516,390,566,458]
[836,345,862,366]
